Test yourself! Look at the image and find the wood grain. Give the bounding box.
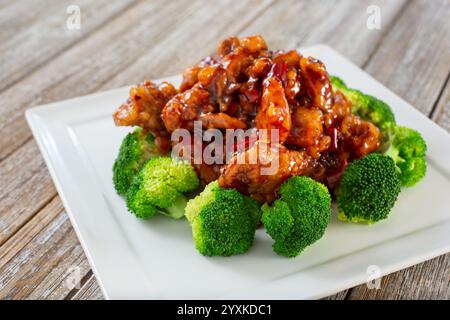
[0,140,56,246]
[347,254,450,299]
[242,0,408,67]
[0,198,91,299]
[0,0,189,161]
[343,0,450,300]
[0,0,138,93]
[431,75,450,131]
[0,0,275,300]
[363,0,450,116]
[70,274,104,300]
[0,0,449,300]
[0,0,274,162]
[239,0,408,300]
[11,0,405,300]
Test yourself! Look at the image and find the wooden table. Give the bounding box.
[0,0,449,300]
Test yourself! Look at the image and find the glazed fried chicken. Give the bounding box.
[113,80,177,153]
[113,35,382,202]
[218,141,312,202]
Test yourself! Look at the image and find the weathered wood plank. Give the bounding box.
[242,0,408,67]
[363,0,450,116]
[0,140,56,246]
[322,290,348,300]
[93,0,409,300]
[27,247,91,300]
[239,0,408,301]
[70,274,104,300]
[101,0,276,89]
[241,0,450,300]
[347,254,450,299]
[0,0,275,300]
[431,75,450,131]
[350,74,447,300]
[0,199,91,300]
[0,197,61,267]
[0,0,138,92]
[0,0,273,162]
[2,0,257,243]
[343,0,450,299]
[1,0,410,300]
[1,0,448,300]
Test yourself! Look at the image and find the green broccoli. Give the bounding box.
[337,153,401,224]
[185,181,260,256]
[126,157,199,219]
[261,176,331,258]
[331,76,396,147]
[113,128,157,195]
[384,126,427,187]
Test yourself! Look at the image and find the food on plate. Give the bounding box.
[385,126,427,187]
[126,157,199,219]
[337,153,401,224]
[218,141,312,203]
[113,128,157,195]
[331,76,396,147]
[261,176,331,257]
[185,181,260,256]
[111,35,427,257]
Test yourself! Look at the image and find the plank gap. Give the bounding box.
[0,193,59,248]
[233,0,276,37]
[0,136,33,166]
[429,71,450,118]
[361,0,411,69]
[0,0,141,96]
[63,270,94,300]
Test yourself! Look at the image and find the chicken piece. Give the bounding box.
[287,107,324,147]
[199,113,247,129]
[239,35,268,53]
[272,50,302,68]
[162,83,246,132]
[286,106,331,158]
[113,80,177,133]
[217,35,267,57]
[161,84,214,132]
[217,36,241,56]
[324,90,352,128]
[284,68,301,104]
[238,57,271,113]
[255,64,292,143]
[179,65,203,92]
[299,56,333,112]
[197,65,231,112]
[219,35,268,85]
[194,163,222,184]
[246,57,271,78]
[340,114,381,157]
[222,47,253,83]
[219,141,311,202]
[179,57,217,92]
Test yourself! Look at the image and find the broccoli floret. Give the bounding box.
[261,176,331,258]
[113,128,156,195]
[185,181,260,256]
[126,157,199,219]
[385,126,427,187]
[337,153,401,224]
[331,76,396,147]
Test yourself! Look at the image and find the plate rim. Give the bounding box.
[25,44,450,299]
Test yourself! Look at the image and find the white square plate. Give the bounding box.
[26,45,450,299]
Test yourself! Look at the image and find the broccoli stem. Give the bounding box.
[384,144,403,175]
[160,194,188,219]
